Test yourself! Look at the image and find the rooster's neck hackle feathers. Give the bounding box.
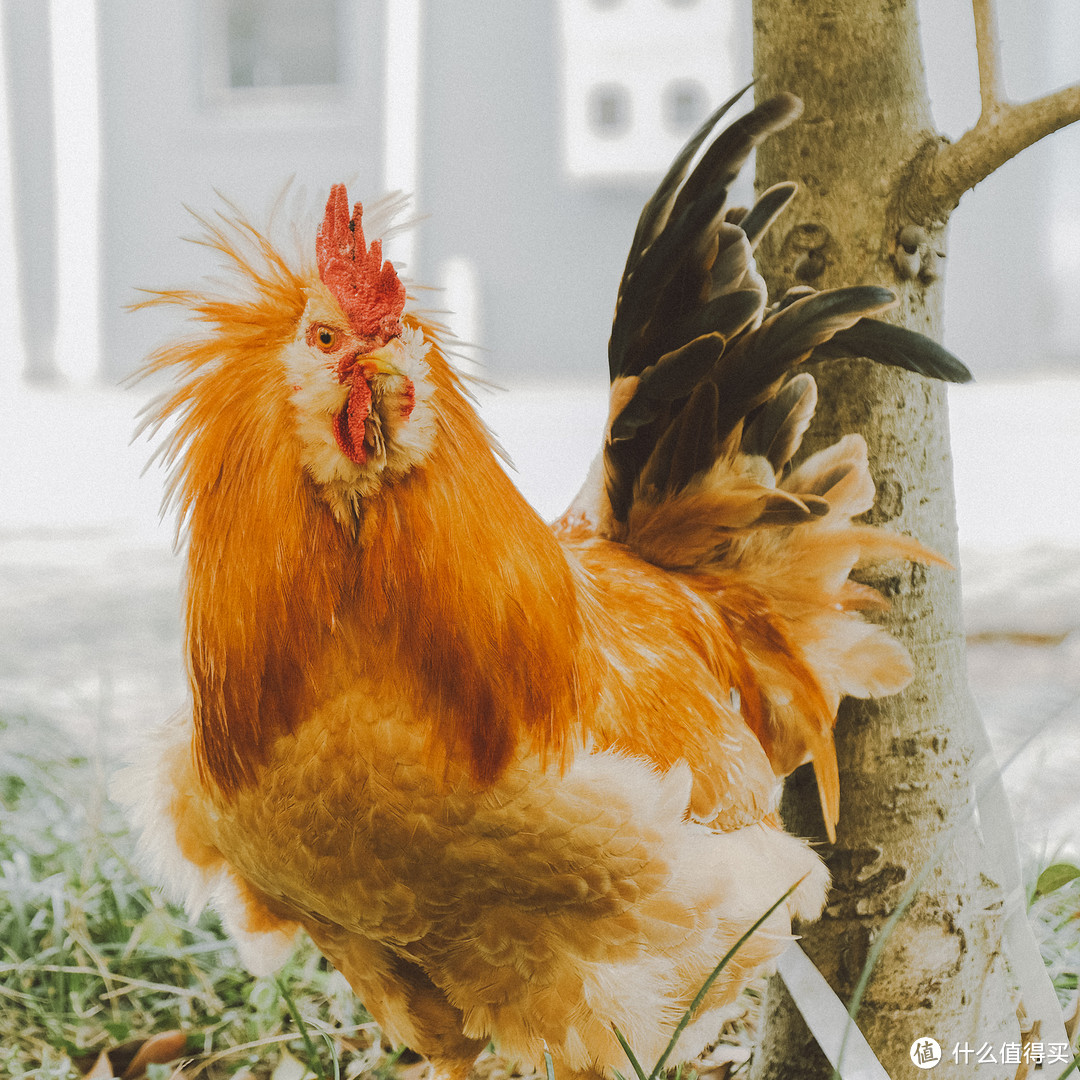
[138,293,353,789]
[135,197,587,793]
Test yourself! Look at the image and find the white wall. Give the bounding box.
[1,0,1078,385]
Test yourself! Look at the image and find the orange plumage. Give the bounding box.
[120,91,968,1080]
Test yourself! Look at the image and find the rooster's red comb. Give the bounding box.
[316,184,406,344]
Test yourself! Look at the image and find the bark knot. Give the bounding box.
[894,224,944,284]
[780,221,836,283]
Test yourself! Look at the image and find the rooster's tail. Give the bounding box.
[566,88,969,839]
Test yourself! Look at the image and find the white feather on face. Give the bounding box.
[282,281,438,522]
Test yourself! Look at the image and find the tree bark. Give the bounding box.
[748,2,1021,1075]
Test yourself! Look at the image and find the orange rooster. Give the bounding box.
[120,90,969,1079]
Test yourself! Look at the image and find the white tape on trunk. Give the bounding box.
[778,943,893,1080]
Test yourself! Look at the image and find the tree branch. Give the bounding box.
[972,0,1004,119]
[898,0,1080,222]
[910,82,1080,222]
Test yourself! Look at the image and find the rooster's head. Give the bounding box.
[284,185,436,518]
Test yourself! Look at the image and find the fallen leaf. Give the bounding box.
[77,1031,191,1080]
[122,1031,190,1079]
[84,1050,117,1080]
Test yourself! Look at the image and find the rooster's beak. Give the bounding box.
[358,338,407,380]
[337,337,404,384]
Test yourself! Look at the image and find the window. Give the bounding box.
[663,79,709,134]
[200,0,350,107]
[224,0,339,89]
[588,83,632,138]
[557,0,738,179]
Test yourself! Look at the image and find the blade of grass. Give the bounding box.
[319,1030,342,1080]
[777,945,889,1079]
[375,1043,408,1079]
[1052,1053,1079,1079]
[0,962,207,998]
[277,974,329,1080]
[544,1044,557,1080]
[612,1026,649,1080]
[178,1030,323,1079]
[645,876,806,1080]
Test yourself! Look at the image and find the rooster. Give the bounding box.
[120,89,969,1080]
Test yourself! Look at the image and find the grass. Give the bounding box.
[0,713,383,1079]
[1,708,1078,1079]
[1030,861,1080,1008]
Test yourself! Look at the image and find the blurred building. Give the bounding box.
[63,0,739,383]
[418,0,741,383]
[0,0,1078,385]
[95,0,388,382]
[2,1,59,382]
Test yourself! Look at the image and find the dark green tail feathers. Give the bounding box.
[604,87,971,525]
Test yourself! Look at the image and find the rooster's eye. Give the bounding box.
[310,325,339,353]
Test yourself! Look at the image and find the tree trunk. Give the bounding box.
[748,2,1019,1075]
